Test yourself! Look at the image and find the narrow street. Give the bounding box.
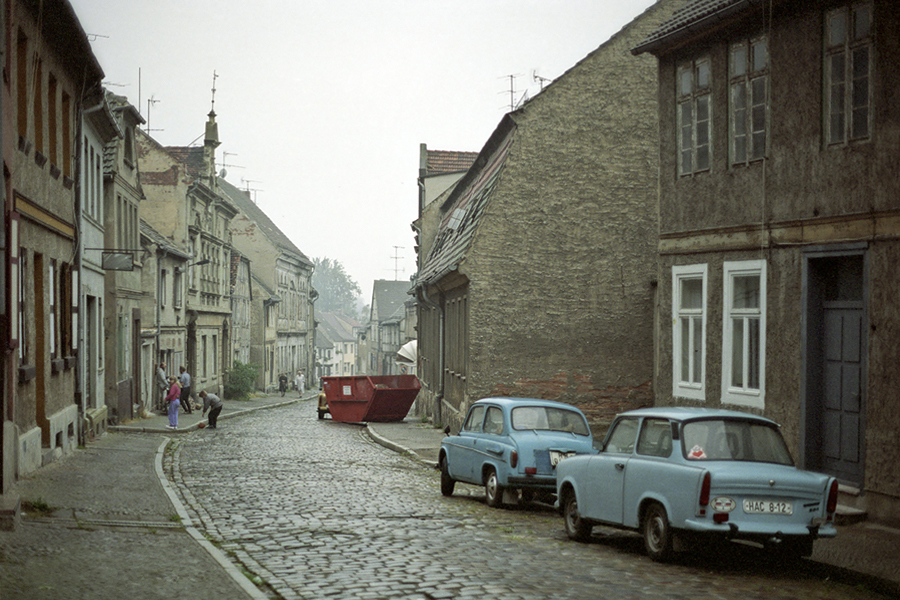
[167,401,889,600]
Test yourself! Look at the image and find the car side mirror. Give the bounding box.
[443,425,452,436]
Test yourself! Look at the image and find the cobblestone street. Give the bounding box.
[166,401,891,600]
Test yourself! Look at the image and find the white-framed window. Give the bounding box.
[730,36,768,165]
[825,3,873,145]
[672,264,707,400]
[721,260,766,408]
[676,57,711,176]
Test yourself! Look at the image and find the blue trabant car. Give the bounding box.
[556,407,838,561]
[439,398,595,507]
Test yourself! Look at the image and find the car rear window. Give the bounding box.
[682,419,793,465]
[511,406,590,436]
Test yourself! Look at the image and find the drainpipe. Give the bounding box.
[416,283,444,425]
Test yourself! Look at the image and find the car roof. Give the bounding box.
[617,406,778,426]
[472,397,584,412]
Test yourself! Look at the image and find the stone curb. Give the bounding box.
[109,397,304,434]
[364,424,438,469]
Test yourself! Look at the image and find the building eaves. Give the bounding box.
[632,0,763,55]
[140,220,190,259]
[251,273,279,302]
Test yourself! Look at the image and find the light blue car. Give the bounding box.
[439,397,595,507]
[556,407,839,561]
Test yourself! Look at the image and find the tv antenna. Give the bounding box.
[218,151,244,177]
[390,246,405,280]
[500,74,527,112]
[241,177,263,203]
[533,71,553,90]
[145,95,163,132]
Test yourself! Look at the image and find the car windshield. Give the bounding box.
[682,418,793,465]
[511,406,590,436]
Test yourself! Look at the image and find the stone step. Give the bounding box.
[0,492,21,531]
[835,503,868,526]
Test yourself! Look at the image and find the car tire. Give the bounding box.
[563,491,592,542]
[643,502,674,562]
[484,468,504,508]
[440,456,455,497]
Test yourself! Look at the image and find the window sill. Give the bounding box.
[18,364,36,383]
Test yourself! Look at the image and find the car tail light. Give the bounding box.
[525,467,537,475]
[510,451,518,468]
[826,479,839,514]
[713,512,729,524]
[699,472,711,510]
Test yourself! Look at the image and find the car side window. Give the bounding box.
[604,418,639,454]
[483,406,504,435]
[463,405,485,433]
[637,419,673,458]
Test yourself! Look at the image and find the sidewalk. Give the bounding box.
[109,391,305,434]
[365,418,900,597]
[0,392,307,600]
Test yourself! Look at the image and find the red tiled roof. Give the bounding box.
[425,150,479,175]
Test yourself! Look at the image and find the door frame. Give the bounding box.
[800,243,868,486]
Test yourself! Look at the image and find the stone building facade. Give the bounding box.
[635,0,900,523]
[414,0,686,434]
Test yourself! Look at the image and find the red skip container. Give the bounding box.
[321,375,421,422]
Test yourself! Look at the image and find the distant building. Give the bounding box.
[220,178,315,392]
[361,280,414,376]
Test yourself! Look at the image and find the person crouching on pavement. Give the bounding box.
[179,366,193,413]
[200,390,223,429]
[165,376,181,429]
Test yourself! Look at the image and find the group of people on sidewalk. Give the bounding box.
[155,362,223,429]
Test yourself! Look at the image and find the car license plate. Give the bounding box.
[742,499,793,515]
[550,450,576,467]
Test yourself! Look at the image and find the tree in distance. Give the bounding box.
[312,257,363,320]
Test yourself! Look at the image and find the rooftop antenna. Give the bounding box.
[500,74,523,111]
[241,177,263,203]
[218,151,244,178]
[533,71,552,90]
[390,246,405,281]
[145,95,163,132]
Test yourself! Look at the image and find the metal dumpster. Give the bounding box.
[320,375,421,422]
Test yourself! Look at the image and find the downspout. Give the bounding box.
[417,283,444,425]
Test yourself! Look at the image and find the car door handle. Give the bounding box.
[615,463,625,471]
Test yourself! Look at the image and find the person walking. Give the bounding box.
[279,372,288,397]
[165,376,181,429]
[294,370,305,397]
[179,366,193,413]
[199,390,223,429]
[156,363,168,413]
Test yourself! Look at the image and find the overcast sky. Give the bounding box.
[69,0,657,298]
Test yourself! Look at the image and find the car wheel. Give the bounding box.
[563,492,592,542]
[484,468,504,508]
[643,502,674,562]
[440,456,455,497]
